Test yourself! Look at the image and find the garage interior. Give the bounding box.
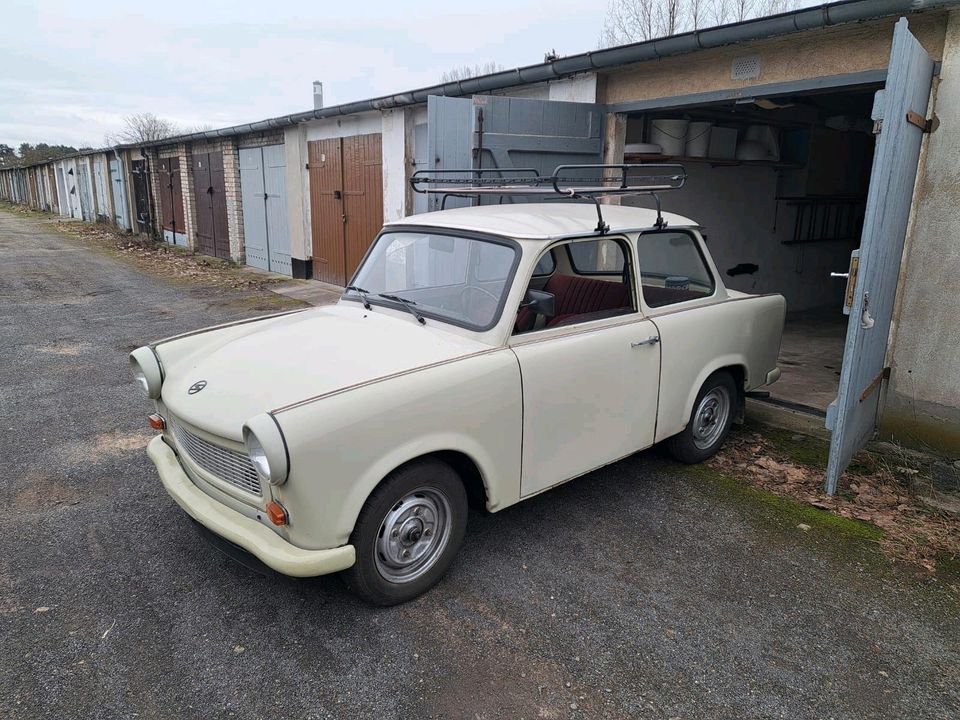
[623,84,878,414]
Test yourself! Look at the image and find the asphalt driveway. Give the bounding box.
[1,208,958,720]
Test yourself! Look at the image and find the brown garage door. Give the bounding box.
[308,133,383,286]
[192,152,230,259]
[157,157,186,245]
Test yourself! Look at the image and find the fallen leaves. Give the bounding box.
[707,430,960,579]
[48,218,283,292]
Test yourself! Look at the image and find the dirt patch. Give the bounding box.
[709,427,960,583]
[14,470,82,513]
[35,342,91,356]
[62,429,152,467]
[404,596,627,720]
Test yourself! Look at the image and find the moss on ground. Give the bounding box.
[681,463,884,549]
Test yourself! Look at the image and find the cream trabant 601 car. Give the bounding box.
[131,166,785,605]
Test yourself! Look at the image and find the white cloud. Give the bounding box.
[1,0,607,147]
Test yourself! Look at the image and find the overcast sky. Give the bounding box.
[2,0,615,149]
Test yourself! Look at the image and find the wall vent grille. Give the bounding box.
[731,55,762,81]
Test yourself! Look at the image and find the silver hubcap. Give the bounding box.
[374,487,452,584]
[692,387,731,450]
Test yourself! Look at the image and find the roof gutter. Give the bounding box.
[40,0,960,153]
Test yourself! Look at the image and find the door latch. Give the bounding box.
[861,292,875,330]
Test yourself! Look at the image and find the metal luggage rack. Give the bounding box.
[409,163,687,234]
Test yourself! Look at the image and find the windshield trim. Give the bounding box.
[342,225,523,333]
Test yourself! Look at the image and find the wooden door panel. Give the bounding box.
[192,153,216,257]
[209,151,230,259]
[342,133,383,282]
[308,138,346,285]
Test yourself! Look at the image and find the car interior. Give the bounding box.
[514,232,715,335]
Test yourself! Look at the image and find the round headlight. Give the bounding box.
[245,431,272,479]
[243,414,289,486]
[129,346,163,399]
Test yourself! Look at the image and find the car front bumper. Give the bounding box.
[147,435,356,577]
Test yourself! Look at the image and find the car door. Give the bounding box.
[510,237,661,498]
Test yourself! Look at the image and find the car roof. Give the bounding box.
[384,203,697,240]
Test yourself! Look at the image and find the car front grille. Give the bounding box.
[169,416,262,496]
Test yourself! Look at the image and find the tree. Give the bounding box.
[600,0,801,46]
[106,112,180,145]
[440,62,506,83]
[14,143,79,166]
[0,144,16,168]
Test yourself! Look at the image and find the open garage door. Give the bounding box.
[825,18,934,492]
[424,94,605,211]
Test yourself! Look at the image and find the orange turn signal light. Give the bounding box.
[266,501,288,526]
[148,413,166,431]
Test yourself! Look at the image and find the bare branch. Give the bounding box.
[600,0,801,47]
[440,62,506,83]
[105,112,181,145]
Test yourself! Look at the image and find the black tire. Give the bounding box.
[343,458,468,606]
[665,371,738,464]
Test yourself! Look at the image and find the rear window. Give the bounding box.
[638,231,714,307]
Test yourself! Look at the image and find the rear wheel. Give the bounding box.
[665,371,737,464]
[343,458,467,606]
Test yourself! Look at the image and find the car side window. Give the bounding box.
[566,239,624,275]
[638,231,715,308]
[532,249,556,277]
[514,237,636,335]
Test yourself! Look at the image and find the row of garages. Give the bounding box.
[3,1,960,463]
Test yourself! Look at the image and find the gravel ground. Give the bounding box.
[1,209,958,720]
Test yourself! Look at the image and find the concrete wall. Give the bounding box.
[624,162,855,312]
[283,124,310,273]
[602,13,947,106]
[381,107,408,224]
[883,9,960,453]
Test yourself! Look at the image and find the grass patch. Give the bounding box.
[686,464,884,543]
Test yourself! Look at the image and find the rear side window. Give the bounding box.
[638,231,714,307]
[566,239,625,274]
[532,250,556,277]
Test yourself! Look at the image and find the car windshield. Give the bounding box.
[348,231,518,330]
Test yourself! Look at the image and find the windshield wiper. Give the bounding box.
[344,285,372,310]
[377,293,426,325]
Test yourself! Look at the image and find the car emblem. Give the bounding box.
[188,380,208,395]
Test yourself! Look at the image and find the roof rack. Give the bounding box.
[409,163,687,234]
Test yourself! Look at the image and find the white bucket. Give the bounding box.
[649,119,689,156]
[685,122,713,157]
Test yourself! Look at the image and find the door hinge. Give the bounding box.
[872,119,883,135]
[906,110,932,132]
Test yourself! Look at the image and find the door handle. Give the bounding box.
[830,272,849,278]
[631,336,660,348]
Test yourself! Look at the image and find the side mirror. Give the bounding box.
[520,289,555,317]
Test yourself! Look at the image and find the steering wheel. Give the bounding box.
[459,285,500,325]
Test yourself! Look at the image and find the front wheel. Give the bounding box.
[665,371,737,464]
[343,458,467,606]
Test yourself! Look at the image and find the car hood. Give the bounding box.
[160,303,488,440]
